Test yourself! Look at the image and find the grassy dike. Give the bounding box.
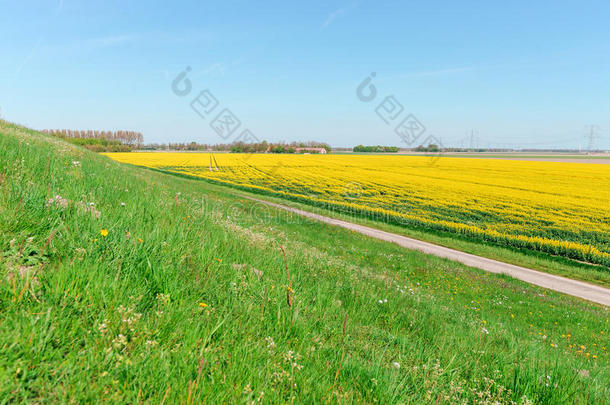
[1,120,608,403]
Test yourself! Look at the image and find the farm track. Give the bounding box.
[243,196,610,306]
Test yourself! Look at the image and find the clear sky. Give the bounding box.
[1,0,609,149]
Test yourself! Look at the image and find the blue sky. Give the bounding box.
[1,0,609,149]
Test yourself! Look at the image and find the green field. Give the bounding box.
[1,120,609,403]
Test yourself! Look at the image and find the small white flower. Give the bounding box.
[120,202,126,207]
[392,362,401,370]
[482,327,489,335]
[265,336,276,349]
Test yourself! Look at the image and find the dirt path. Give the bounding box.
[243,196,610,306]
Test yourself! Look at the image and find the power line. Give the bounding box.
[585,125,600,151]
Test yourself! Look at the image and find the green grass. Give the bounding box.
[1,120,609,403]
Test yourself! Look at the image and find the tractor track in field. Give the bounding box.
[242,196,610,307]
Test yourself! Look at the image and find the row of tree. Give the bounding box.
[353,145,399,153]
[42,129,144,146]
[230,141,330,154]
[142,140,331,153]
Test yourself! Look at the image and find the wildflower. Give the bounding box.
[100,229,109,237]
[72,161,81,167]
[138,238,143,243]
[120,202,126,207]
[283,350,303,370]
[157,293,170,305]
[112,334,127,349]
[392,362,401,370]
[482,327,489,335]
[199,302,208,308]
[265,336,276,350]
[46,195,69,209]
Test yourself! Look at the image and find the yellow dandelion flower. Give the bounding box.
[100,229,109,237]
[199,302,208,308]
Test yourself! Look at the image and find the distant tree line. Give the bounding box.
[42,129,334,154]
[142,140,331,154]
[413,144,440,152]
[43,129,143,145]
[353,145,399,153]
[43,129,143,152]
[231,141,330,154]
[141,142,230,151]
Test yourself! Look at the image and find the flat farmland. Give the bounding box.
[105,153,610,267]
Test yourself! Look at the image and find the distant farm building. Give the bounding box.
[295,147,327,154]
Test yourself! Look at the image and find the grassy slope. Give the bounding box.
[0,121,608,403]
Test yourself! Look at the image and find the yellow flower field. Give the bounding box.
[104,152,610,266]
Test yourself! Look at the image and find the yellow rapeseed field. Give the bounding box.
[104,152,610,266]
